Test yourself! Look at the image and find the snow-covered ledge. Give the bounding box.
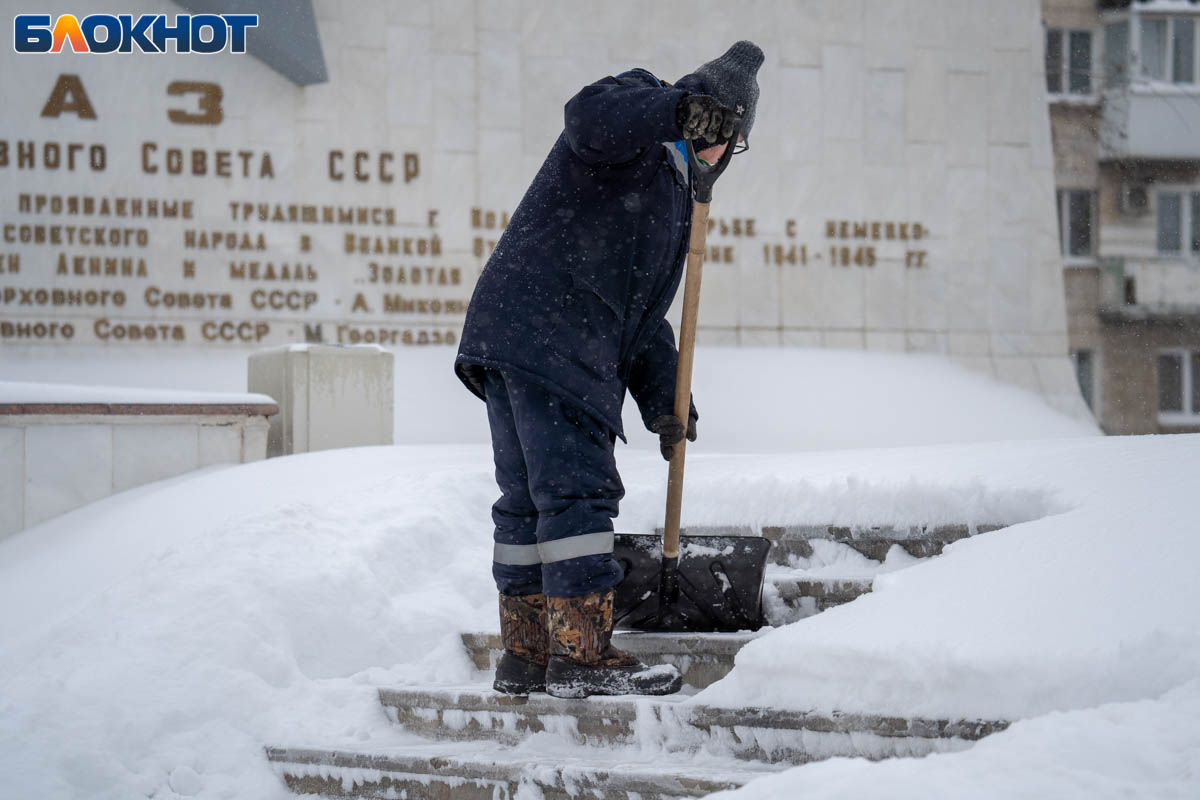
[0,382,277,539]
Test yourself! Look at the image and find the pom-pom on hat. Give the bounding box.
[687,40,764,140]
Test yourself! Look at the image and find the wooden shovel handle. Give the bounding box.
[663,200,710,560]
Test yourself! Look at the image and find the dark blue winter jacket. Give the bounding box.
[455,69,700,441]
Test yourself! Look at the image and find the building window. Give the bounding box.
[1140,16,1198,83]
[1057,189,1095,259]
[1156,190,1200,256]
[1175,18,1196,83]
[1142,18,1169,79]
[1194,192,1200,253]
[1047,28,1093,95]
[1105,21,1130,86]
[1157,350,1200,422]
[1071,349,1096,410]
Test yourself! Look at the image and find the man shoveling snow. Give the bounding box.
[455,42,764,698]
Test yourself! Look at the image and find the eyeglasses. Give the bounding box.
[732,139,748,155]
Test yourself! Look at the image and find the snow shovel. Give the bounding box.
[613,131,772,633]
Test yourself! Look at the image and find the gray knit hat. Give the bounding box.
[689,40,764,140]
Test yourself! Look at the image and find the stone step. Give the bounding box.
[766,575,875,625]
[377,686,1009,765]
[267,744,770,799]
[661,524,1004,565]
[766,524,1004,564]
[463,577,873,688]
[462,630,760,691]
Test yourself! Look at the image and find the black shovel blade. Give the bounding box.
[612,533,772,632]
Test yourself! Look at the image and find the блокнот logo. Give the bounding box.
[13,13,257,54]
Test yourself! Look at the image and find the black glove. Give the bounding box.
[676,94,737,145]
[649,413,698,461]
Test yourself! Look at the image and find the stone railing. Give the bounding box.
[1,384,277,538]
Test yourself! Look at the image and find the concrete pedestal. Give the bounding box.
[0,388,275,539]
[248,345,394,458]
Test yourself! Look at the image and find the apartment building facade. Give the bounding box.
[1044,0,1200,433]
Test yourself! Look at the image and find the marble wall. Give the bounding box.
[0,0,1088,418]
[0,409,269,537]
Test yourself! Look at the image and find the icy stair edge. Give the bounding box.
[377,686,1010,764]
[266,745,770,800]
[712,522,1008,564]
[266,687,1011,800]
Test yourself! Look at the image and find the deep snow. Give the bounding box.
[710,678,1200,800]
[3,345,1192,799]
[1,431,1197,798]
[0,344,1098,451]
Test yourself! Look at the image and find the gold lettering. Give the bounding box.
[40,74,97,119]
[166,81,223,125]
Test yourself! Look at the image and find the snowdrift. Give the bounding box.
[0,344,1098,451]
[1,433,1197,798]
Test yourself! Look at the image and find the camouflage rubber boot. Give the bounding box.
[493,592,549,694]
[544,589,682,698]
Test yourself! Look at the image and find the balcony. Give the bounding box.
[1101,84,1200,159]
[1099,4,1200,160]
[1098,256,1200,322]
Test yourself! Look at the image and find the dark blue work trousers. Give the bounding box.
[484,369,625,598]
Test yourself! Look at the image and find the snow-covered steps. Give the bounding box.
[767,575,874,624]
[267,744,769,799]
[462,631,759,691]
[376,686,1009,764]
[665,524,1004,565]
[667,522,1003,566]
[269,524,1015,798]
[462,572,959,687]
[763,523,1005,563]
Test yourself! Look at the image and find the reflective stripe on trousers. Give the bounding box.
[493,531,616,566]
